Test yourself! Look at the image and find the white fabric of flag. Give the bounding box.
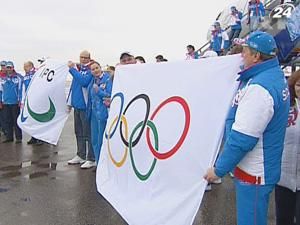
[96,55,242,225]
[17,59,69,145]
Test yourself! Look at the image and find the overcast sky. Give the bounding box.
[0,0,240,72]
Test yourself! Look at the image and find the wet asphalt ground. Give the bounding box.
[0,115,276,225]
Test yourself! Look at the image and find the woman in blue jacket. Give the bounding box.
[87,61,112,164]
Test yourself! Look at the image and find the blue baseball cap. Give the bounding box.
[0,61,7,66]
[243,31,277,56]
[6,61,14,68]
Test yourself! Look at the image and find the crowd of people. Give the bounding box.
[0,1,299,225]
[195,0,266,57]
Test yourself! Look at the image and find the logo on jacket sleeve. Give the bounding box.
[231,81,251,107]
[282,87,289,101]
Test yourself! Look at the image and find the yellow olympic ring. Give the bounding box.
[107,115,128,167]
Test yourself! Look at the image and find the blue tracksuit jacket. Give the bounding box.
[86,72,112,121]
[0,73,23,105]
[67,65,93,110]
[215,57,290,185]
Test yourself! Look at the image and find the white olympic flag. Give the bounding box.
[97,55,242,225]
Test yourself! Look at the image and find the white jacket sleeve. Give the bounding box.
[232,84,274,138]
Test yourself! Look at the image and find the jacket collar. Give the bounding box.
[237,57,279,81]
[7,71,17,78]
[26,68,35,76]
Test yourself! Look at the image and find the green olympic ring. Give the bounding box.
[129,120,159,181]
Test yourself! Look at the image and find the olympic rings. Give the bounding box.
[105,92,191,181]
[129,120,158,181]
[107,115,128,167]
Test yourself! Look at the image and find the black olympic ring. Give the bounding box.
[119,94,150,147]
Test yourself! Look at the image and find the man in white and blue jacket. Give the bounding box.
[229,6,243,43]
[0,61,23,143]
[67,51,95,169]
[210,21,230,55]
[204,31,290,225]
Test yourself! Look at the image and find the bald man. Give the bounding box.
[22,61,44,145]
[67,50,95,169]
[22,61,35,94]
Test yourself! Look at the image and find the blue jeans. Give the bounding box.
[235,179,274,225]
[74,109,94,161]
[91,112,107,163]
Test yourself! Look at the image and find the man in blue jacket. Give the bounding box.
[204,31,290,225]
[0,61,23,143]
[229,6,243,43]
[210,21,230,55]
[67,51,95,169]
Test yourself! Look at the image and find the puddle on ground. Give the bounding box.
[0,187,9,193]
[1,161,69,180]
[0,165,22,171]
[26,172,49,179]
[1,171,22,178]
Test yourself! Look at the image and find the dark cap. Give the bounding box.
[155,55,164,60]
[0,61,7,66]
[120,52,133,60]
[6,61,14,68]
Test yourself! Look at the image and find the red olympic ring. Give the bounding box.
[146,96,191,160]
